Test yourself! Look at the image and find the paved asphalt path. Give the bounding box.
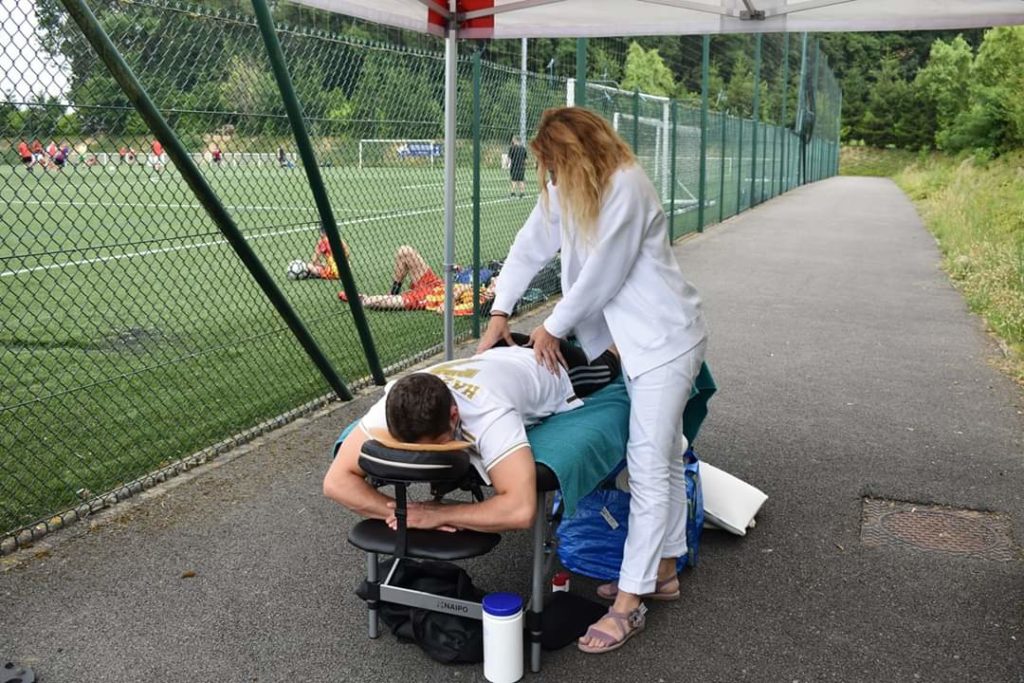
[2,176,1022,682]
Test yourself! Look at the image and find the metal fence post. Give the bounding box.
[575,38,587,108]
[471,50,482,337]
[797,32,809,185]
[669,98,678,240]
[519,38,528,145]
[718,112,727,223]
[750,33,762,206]
[761,108,769,199]
[251,0,385,386]
[633,89,641,154]
[697,34,709,233]
[780,32,790,193]
[58,0,354,401]
[831,89,839,176]
[736,115,744,212]
[836,89,843,176]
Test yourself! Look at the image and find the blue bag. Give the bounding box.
[453,267,493,285]
[555,449,704,581]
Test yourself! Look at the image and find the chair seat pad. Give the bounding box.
[348,519,501,561]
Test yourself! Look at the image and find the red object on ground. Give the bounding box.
[552,571,571,592]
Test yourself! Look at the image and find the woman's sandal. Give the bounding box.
[596,575,680,601]
[577,604,648,654]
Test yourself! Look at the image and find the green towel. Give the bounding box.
[530,362,716,515]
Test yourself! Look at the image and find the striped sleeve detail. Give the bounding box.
[485,441,531,472]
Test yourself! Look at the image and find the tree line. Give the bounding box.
[12,0,1020,155]
[822,28,1024,154]
[14,0,820,146]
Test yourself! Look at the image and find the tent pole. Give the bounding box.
[443,4,459,360]
[251,0,385,386]
[57,0,354,401]
[472,50,482,338]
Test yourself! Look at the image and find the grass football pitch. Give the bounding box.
[1,160,536,532]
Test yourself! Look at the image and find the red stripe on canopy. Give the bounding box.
[428,0,495,35]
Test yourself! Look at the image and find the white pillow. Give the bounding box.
[700,462,768,536]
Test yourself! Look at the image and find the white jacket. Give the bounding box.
[492,165,706,380]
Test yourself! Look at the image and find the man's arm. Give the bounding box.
[322,425,395,520]
[394,447,538,533]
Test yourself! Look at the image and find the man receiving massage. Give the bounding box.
[324,336,620,533]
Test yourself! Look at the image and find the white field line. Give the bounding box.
[7,199,315,213]
[1,197,514,278]
[398,181,512,190]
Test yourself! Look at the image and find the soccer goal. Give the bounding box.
[357,139,443,169]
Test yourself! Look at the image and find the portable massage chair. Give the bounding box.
[347,435,562,673]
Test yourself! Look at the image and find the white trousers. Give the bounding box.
[617,338,707,596]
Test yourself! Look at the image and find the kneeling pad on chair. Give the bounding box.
[349,519,500,560]
[359,429,475,483]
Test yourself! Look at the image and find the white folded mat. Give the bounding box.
[699,461,768,536]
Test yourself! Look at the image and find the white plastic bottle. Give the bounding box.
[482,592,524,683]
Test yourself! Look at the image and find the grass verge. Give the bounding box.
[839,146,920,177]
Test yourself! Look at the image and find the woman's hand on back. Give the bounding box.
[476,314,515,353]
[529,324,566,374]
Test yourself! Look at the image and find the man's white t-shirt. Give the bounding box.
[359,346,584,483]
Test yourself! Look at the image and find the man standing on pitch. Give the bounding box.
[507,135,528,198]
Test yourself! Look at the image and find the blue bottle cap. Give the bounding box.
[482,592,522,617]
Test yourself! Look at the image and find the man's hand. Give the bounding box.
[529,324,565,374]
[476,314,515,353]
[386,501,458,533]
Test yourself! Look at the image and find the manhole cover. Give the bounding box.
[861,498,1018,562]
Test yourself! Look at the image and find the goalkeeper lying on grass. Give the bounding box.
[339,244,493,315]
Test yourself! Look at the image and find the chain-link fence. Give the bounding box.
[580,33,841,236]
[1,0,840,551]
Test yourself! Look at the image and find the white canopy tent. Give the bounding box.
[294,0,1024,37]
[290,0,1024,359]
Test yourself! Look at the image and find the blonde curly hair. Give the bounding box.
[530,107,636,242]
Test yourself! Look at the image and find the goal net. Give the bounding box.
[569,80,711,214]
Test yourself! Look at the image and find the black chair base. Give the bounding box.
[352,463,563,673]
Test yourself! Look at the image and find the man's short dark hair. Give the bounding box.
[385,373,454,443]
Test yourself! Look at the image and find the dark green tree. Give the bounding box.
[860,57,921,148]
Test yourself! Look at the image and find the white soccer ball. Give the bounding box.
[286,259,309,280]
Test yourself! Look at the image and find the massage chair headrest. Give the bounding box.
[359,429,473,483]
